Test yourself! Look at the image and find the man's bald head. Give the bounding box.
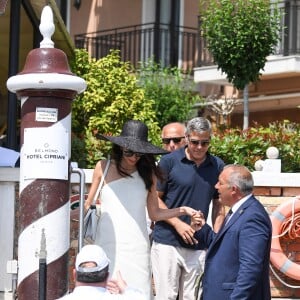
[161,122,186,152]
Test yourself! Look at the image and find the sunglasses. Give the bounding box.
[188,138,210,147]
[123,149,144,158]
[162,137,185,145]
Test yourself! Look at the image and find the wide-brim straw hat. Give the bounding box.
[97,120,168,155]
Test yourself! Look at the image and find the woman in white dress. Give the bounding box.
[85,120,196,300]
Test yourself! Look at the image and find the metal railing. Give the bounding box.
[75,22,199,73]
[74,1,300,70]
[277,0,300,56]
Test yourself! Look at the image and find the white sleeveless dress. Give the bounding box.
[94,171,152,299]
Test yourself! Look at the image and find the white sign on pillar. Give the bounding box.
[22,127,69,180]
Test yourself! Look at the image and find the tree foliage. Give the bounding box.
[199,0,281,90]
[70,49,161,168]
[136,59,202,128]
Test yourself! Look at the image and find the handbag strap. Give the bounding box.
[92,158,110,205]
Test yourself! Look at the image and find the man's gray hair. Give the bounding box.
[225,164,254,195]
[185,117,212,135]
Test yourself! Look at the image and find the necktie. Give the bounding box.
[224,208,233,226]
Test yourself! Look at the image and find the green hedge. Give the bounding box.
[210,120,300,172]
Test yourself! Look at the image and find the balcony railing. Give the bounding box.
[74,1,300,70]
[74,22,199,73]
[277,0,300,56]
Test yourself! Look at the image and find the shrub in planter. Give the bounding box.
[210,120,300,172]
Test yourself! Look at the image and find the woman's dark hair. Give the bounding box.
[111,144,164,191]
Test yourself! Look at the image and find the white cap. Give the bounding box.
[75,245,110,272]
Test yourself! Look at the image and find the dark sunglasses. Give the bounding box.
[188,138,210,147]
[123,150,144,158]
[162,137,185,144]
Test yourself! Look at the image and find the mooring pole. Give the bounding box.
[39,229,47,300]
[6,6,86,300]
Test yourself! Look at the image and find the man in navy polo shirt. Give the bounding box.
[151,117,225,300]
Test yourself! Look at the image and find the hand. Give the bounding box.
[106,271,127,294]
[173,219,198,245]
[181,206,198,216]
[191,211,205,231]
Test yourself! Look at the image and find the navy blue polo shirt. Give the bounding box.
[153,146,224,248]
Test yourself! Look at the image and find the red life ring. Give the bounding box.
[270,196,300,280]
[70,193,88,210]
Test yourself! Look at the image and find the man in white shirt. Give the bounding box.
[57,245,146,299]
